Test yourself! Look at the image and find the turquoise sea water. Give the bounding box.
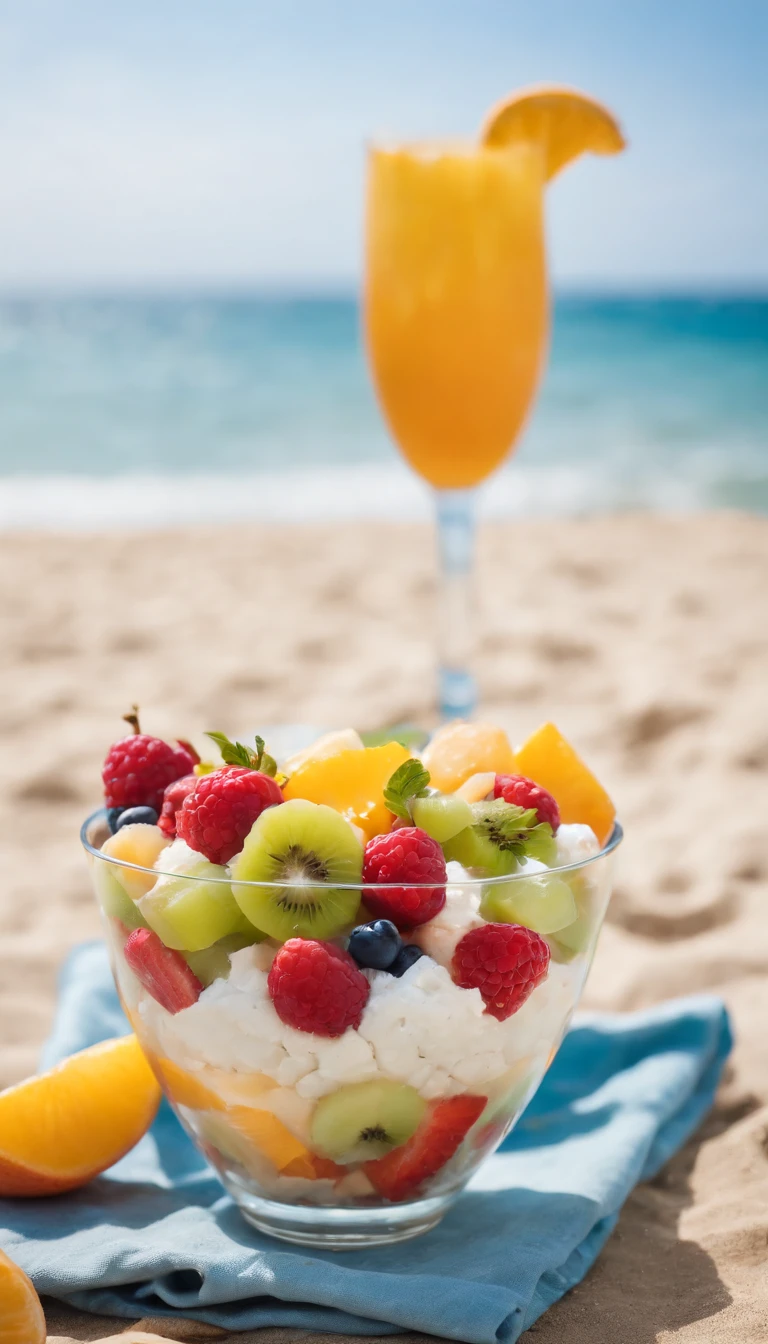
[0,295,766,527]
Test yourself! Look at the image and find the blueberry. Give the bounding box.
[106,806,125,834]
[389,944,425,978]
[115,805,159,830]
[348,919,402,970]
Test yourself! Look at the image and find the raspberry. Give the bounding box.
[157,773,198,838]
[177,767,283,866]
[362,827,447,930]
[267,938,369,1037]
[103,735,198,813]
[452,923,550,1020]
[494,774,560,833]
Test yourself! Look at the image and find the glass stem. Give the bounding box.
[434,488,477,721]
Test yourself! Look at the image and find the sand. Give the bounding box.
[0,513,766,1344]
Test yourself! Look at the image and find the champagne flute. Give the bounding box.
[364,140,548,719]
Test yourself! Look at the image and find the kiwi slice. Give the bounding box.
[444,800,556,876]
[138,857,248,952]
[94,862,148,932]
[184,931,259,986]
[480,873,577,935]
[311,1079,426,1163]
[549,872,598,962]
[410,793,473,844]
[231,798,364,941]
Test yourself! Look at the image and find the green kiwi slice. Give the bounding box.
[444,800,557,875]
[311,1079,426,1162]
[231,798,364,940]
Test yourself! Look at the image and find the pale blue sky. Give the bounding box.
[0,0,765,289]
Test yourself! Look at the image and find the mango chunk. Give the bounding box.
[514,722,615,846]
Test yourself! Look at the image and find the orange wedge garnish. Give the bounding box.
[0,1249,46,1344]
[0,1034,161,1196]
[481,85,625,180]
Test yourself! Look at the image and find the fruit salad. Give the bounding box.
[83,713,620,1244]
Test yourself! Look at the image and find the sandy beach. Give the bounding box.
[1,512,766,1344]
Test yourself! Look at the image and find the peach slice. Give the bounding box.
[0,1035,161,1196]
[422,722,516,793]
[0,1249,46,1344]
[283,741,411,839]
[515,722,615,846]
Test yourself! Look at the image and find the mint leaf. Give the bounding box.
[205,731,277,775]
[384,758,431,822]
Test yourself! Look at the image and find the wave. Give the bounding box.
[2,458,766,531]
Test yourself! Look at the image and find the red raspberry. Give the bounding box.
[177,767,283,865]
[494,774,560,833]
[103,735,198,812]
[452,923,550,1021]
[362,827,447,930]
[157,773,198,838]
[268,939,369,1037]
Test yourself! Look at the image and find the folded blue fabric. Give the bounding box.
[1,942,730,1344]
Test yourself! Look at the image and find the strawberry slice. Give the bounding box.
[364,1093,486,1202]
[124,928,202,1014]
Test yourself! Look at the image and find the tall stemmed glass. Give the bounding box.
[364,140,548,719]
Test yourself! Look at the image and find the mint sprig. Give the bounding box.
[384,758,431,822]
[205,731,278,779]
[472,800,556,864]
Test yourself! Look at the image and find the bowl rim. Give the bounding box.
[80,807,623,891]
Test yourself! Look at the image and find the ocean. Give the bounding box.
[0,294,766,529]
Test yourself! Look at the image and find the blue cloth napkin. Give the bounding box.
[1,942,731,1344]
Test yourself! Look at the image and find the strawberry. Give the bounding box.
[364,1093,486,1202]
[124,928,202,1014]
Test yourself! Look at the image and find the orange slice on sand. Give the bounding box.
[0,1034,161,1196]
[514,721,615,846]
[481,85,626,180]
[0,1249,46,1344]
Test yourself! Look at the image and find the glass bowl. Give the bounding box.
[81,809,622,1249]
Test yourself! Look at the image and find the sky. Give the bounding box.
[0,0,766,290]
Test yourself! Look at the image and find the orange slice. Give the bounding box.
[0,1035,161,1196]
[481,85,625,180]
[0,1249,46,1344]
[283,741,411,838]
[422,723,516,793]
[514,721,615,846]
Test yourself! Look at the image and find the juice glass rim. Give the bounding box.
[366,138,544,164]
[81,808,623,891]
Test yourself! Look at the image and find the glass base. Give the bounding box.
[439,665,477,720]
[227,1178,456,1249]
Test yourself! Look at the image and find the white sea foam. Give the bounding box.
[0,456,740,532]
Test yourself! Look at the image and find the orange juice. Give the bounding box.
[365,142,548,490]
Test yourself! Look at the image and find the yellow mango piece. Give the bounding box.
[514,722,615,847]
[422,722,516,792]
[101,824,170,899]
[283,742,411,839]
